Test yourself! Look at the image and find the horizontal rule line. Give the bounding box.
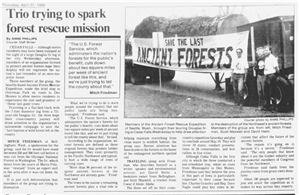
[64,190,295,193]
[65,35,120,38]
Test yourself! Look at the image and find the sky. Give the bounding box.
[126,4,295,30]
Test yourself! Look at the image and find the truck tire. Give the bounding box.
[130,66,145,85]
[150,69,175,82]
[272,76,292,112]
[162,70,176,81]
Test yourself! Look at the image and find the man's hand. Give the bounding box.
[275,66,280,75]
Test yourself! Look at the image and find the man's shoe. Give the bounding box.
[239,104,243,110]
[270,106,278,113]
[256,106,263,111]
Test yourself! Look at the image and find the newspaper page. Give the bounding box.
[1,1,297,195]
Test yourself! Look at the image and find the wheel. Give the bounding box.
[162,70,175,81]
[148,68,175,82]
[271,76,292,112]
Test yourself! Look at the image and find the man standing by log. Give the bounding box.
[231,48,249,108]
[255,47,266,111]
[263,45,280,111]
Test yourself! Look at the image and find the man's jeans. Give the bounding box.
[257,75,266,107]
[264,73,277,108]
[233,73,245,105]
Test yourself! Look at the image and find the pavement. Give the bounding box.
[140,71,234,105]
[125,71,294,117]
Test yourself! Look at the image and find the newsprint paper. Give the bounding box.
[1,1,298,195]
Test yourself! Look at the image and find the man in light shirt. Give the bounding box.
[254,47,266,111]
[231,48,249,108]
[263,45,280,111]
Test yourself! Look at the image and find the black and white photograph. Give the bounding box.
[125,4,295,118]
[1,2,297,194]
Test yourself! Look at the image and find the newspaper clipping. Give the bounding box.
[1,2,298,195]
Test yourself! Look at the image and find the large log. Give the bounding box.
[132,14,250,92]
[134,14,249,38]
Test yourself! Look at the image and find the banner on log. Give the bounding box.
[132,31,249,73]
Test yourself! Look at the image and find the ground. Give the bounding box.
[124,84,294,118]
